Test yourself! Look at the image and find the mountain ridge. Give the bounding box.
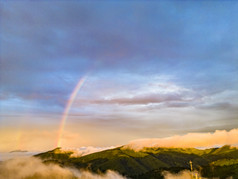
[35,145,238,178]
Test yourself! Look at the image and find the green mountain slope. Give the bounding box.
[35,145,238,178]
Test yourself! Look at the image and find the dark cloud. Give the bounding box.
[93,93,183,105]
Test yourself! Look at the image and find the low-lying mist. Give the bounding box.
[0,157,126,179]
[162,170,207,179]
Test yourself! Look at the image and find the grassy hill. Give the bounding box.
[35,145,238,178]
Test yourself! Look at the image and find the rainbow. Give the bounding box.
[56,76,87,147]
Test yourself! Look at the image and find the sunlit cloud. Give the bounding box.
[60,146,115,158]
[124,128,238,150]
[162,170,204,179]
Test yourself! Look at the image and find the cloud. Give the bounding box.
[93,93,183,105]
[124,128,238,151]
[162,170,203,179]
[80,79,199,107]
[0,1,238,151]
[0,157,126,179]
[59,146,115,158]
[1,1,237,103]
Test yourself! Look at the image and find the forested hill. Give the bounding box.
[36,145,238,179]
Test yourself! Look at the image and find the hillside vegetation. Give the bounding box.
[35,145,238,179]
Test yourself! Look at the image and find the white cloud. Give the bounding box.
[60,146,115,157]
[162,170,205,179]
[0,157,126,179]
[124,128,238,151]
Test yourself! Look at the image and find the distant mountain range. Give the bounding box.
[35,145,238,179]
[9,150,28,153]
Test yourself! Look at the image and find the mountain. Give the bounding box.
[35,145,238,179]
[9,149,28,153]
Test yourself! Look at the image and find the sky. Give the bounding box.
[0,1,238,152]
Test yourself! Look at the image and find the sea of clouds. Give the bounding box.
[0,157,126,179]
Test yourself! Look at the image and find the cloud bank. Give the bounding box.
[60,146,115,158]
[124,128,238,150]
[0,157,126,179]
